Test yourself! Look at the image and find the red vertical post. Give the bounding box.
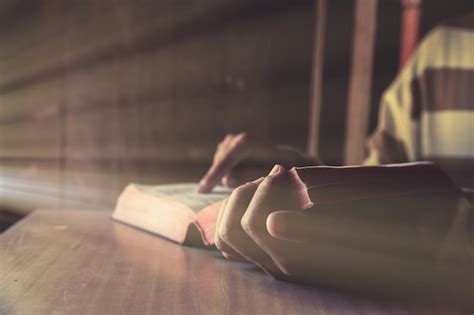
[399,0,422,69]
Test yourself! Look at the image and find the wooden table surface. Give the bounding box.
[0,210,467,315]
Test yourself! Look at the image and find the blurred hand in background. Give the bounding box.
[197,133,318,193]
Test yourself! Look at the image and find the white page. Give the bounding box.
[132,183,232,213]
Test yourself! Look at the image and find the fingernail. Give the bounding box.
[269,164,283,176]
[266,212,287,238]
[197,180,208,192]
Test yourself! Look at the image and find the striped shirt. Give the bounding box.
[364,12,474,189]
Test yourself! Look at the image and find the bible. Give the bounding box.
[112,183,232,247]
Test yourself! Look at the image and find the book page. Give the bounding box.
[132,183,232,213]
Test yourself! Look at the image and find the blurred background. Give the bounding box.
[0,0,472,221]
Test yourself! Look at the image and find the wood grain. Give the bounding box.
[0,210,465,315]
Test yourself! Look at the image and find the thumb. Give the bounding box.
[266,211,315,241]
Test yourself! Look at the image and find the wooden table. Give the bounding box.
[0,210,466,315]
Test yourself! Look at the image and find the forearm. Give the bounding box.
[307,191,473,305]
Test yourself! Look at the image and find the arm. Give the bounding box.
[215,165,473,306]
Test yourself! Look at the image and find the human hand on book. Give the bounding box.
[215,166,395,285]
[213,164,473,304]
[214,164,325,280]
[197,133,318,193]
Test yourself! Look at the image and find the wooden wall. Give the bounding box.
[0,0,315,212]
[1,0,471,214]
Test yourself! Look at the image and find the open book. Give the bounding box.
[112,183,232,246]
[113,162,459,247]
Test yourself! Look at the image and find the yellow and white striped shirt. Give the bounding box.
[365,12,474,189]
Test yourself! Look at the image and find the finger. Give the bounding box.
[240,166,289,272]
[217,177,281,275]
[241,165,309,275]
[198,157,240,192]
[266,211,317,242]
[214,134,235,163]
[215,238,247,261]
[198,134,247,193]
[214,199,246,261]
[222,174,238,188]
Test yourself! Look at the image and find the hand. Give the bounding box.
[215,164,362,283]
[215,165,473,305]
[197,133,317,193]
